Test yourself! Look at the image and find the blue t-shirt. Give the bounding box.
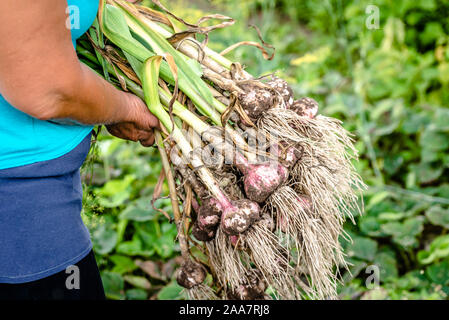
[0,0,99,170]
[0,0,99,283]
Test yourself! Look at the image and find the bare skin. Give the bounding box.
[0,0,159,146]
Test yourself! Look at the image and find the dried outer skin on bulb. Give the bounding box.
[239,83,277,121]
[270,143,303,168]
[192,222,216,242]
[197,197,222,231]
[176,261,207,289]
[193,197,223,242]
[243,163,289,203]
[221,199,261,235]
[290,97,319,118]
[267,77,294,107]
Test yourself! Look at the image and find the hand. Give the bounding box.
[106,95,160,147]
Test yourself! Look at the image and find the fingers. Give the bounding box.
[139,135,155,147]
[137,129,155,147]
[106,123,139,142]
[106,122,156,147]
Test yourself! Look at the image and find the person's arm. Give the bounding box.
[0,0,158,146]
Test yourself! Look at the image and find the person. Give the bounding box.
[0,0,159,300]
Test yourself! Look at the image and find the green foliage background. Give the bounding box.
[81,0,449,300]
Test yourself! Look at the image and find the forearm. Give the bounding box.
[48,63,142,126]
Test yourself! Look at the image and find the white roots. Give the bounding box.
[185,284,219,300]
[243,219,303,300]
[205,219,302,299]
[268,186,342,299]
[259,108,366,224]
[258,108,366,299]
[292,142,364,225]
[206,229,249,292]
[259,108,356,156]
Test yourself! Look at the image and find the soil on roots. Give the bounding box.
[177,260,207,289]
[227,269,268,300]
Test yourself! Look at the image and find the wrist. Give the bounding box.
[122,93,145,123]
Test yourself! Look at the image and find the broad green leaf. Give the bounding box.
[381,217,424,248]
[110,255,137,274]
[116,234,155,257]
[434,108,449,131]
[395,270,429,290]
[420,22,445,46]
[154,233,176,259]
[417,235,449,264]
[420,148,439,163]
[401,112,430,134]
[157,281,185,300]
[118,198,167,222]
[137,221,178,259]
[359,216,384,237]
[96,174,135,196]
[92,224,118,255]
[405,202,431,217]
[426,206,449,229]
[97,138,122,157]
[126,288,148,300]
[420,128,449,151]
[425,260,449,285]
[95,174,136,208]
[366,192,390,211]
[119,206,157,222]
[101,272,125,300]
[374,252,398,281]
[346,236,378,261]
[377,212,406,221]
[412,162,443,185]
[123,275,151,290]
[383,154,403,175]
